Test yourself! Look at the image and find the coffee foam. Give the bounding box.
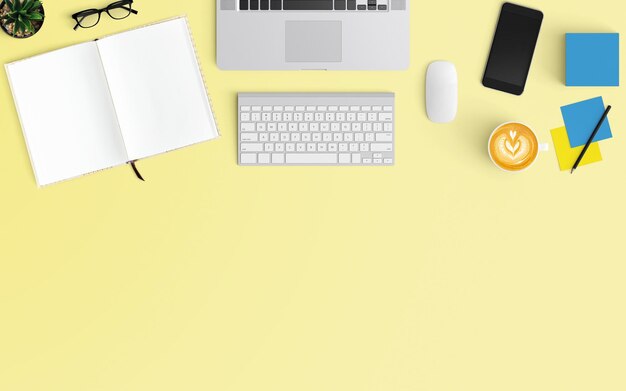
[489,123,539,171]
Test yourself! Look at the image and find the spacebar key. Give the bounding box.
[283,0,333,10]
[286,154,338,164]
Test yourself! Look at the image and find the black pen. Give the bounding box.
[571,105,612,174]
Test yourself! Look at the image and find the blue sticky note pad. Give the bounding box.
[561,97,612,148]
[566,33,620,86]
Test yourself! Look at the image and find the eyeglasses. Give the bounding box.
[72,0,138,31]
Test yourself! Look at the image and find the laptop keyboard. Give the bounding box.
[239,0,389,11]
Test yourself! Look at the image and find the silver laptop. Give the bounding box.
[217,0,409,70]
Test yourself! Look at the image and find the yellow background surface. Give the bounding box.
[1,1,625,390]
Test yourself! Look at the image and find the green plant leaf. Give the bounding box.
[28,11,43,20]
[15,18,26,34]
[22,0,33,11]
[31,0,41,11]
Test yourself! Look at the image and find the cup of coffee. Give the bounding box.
[488,122,548,172]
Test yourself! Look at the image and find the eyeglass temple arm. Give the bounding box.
[121,6,138,14]
[73,22,80,31]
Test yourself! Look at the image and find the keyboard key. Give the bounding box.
[259,153,270,164]
[378,4,387,10]
[241,143,263,152]
[379,113,393,121]
[252,106,262,111]
[376,133,393,142]
[347,0,356,10]
[259,133,269,142]
[339,153,351,163]
[286,154,338,164]
[384,158,393,164]
[241,123,255,132]
[271,0,281,9]
[384,106,393,111]
[250,0,259,9]
[285,106,295,111]
[240,113,251,121]
[272,153,285,164]
[260,0,269,9]
[264,143,274,152]
[374,158,383,164]
[334,0,346,10]
[241,106,251,111]
[240,153,256,163]
[241,133,258,142]
[371,143,393,152]
[357,5,366,10]
[283,0,333,10]
[351,153,361,164]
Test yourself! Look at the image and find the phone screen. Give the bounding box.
[483,3,543,95]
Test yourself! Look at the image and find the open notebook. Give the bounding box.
[5,17,219,186]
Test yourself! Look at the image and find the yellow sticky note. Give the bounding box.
[551,126,603,171]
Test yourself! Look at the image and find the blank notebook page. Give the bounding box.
[6,42,128,186]
[96,18,218,160]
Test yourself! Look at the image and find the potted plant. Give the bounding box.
[0,0,44,38]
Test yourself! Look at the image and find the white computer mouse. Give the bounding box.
[426,61,458,123]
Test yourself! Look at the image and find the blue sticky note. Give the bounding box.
[566,33,620,86]
[561,97,612,148]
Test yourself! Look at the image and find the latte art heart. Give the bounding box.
[489,123,539,171]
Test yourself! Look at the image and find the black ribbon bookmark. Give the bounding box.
[129,160,145,181]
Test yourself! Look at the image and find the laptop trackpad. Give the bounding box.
[285,21,342,63]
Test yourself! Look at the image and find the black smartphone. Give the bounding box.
[482,3,543,95]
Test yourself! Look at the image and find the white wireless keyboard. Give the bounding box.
[238,93,395,166]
